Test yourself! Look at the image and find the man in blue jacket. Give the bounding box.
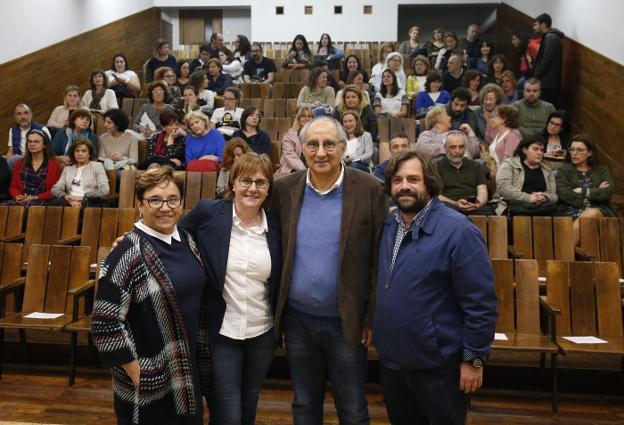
[373,149,497,424]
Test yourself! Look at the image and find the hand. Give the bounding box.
[15,194,26,201]
[459,361,483,393]
[199,155,219,161]
[573,187,582,194]
[111,233,128,249]
[121,359,140,387]
[171,158,182,167]
[108,152,122,162]
[457,199,479,211]
[361,328,372,348]
[344,156,353,164]
[599,180,610,189]
[529,192,546,204]
[458,123,476,138]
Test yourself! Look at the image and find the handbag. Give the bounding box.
[186,159,220,172]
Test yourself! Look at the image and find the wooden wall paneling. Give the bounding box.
[0,8,162,154]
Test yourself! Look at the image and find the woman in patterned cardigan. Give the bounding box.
[92,166,209,425]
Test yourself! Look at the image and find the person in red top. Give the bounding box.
[5,128,61,206]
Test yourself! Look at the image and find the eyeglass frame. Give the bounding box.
[238,177,269,189]
[303,139,345,153]
[142,196,182,209]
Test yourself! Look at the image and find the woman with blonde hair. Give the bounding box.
[332,85,377,141]
[370,43,396,88]
[47,85,84,131]
[276,107,314,177]
[342,110,374,173]
[398,26,425,57]
[216,137,251,197]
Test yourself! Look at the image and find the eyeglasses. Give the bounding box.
[143,197,182,209]
[239,177,269,189]
[567,148,588,153]
[304,140,342,152]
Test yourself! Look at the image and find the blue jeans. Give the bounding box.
[210,329,276,425]
[284,307,369,425]
[380,363,467,425]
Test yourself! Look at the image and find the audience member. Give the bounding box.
[426,28,446,68]
[205,58,234,95]
[0,158,11,201]
[511,31,532,79]
[461,69,482,107]
[187,70,216,110]
[542,109,570,164]
[142,110,185,170]
[373,132,410,181]
[485,54,507,85]
[556,134,615,242]
[339,55,370,90]
[333,85,377,141]
[416,106,479,159]
[315,33,344,70]
[373,52,406,92]
[52,109,99,165]
[435,31,460,71]
[336,70,371,106]
[271,116,387,425]
[47,85,84,132]
[446,87,480,136]
[475,83,503,145]
[373,69,409,119]
[398,26,426,57]
[145,38,177,83]
[405,55,429,100]
[185,110,226,168]
[243,43,277,84]
[284,34,312,70]
[513,78,555,137]
[176,86,212,118]
[191,33,223,72]
[5,128,60,206]
[7,104,49,168]
[154,66,181,103]
[215,137,251,198]
[50,139,109,207]
[132,81,174,137]
[374,149,496,425]
[210,87,243,137]
[297,67,336,114]
[105,53,141,101]
[233,34,252,63]
[371,43,395,87]
[83,69,118,113]
[495,135,557,216]
[219,47,244,84]
[276,107,313,178]
[414,71,450,117]
[442,53,465,93]
[175,59,192,89]
[470,40,493,74]
[500,70,520,104]
[438,130,492,215]
[341,110,374,173]
[99,109,139,170]
[489,104,522,172]
[532,13,564,105]
[232,107,272,158]
[460,23,481,58]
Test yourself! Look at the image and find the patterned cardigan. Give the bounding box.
[92,229,210,425]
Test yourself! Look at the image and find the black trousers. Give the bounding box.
[380,363,468,425]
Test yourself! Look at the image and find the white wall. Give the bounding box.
[1,0,153,64]
[223,9,252,43]
[503,0,624,65]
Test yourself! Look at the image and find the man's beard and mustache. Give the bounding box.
[393,189,430,214]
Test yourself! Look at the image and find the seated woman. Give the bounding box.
[50,139,109,207]
[47,85,84,135]
[342,110,374,173]
[371,43,395,88]
[373,52,406,93]
[233,34,252,63]
[4,129,61,207]
[495,135,557,216]
[82,69,119,113]
[434,31,460,71]
[373,69,409,119]
[486,54,508,85]
[406,55,430,100]
[142,110,186,170]
[556,134,615,242]
[210,87,244,138]
[188,70,216,113]
[414,71,451,118]
[99,109,139,171]
[52,108,99,165]
[180,153,281,425]
[215,137,250,198]
[219,47,244,84]
[512,31,533,80]
[315,33,344,70]
[461,69,482,108]
[205,59,234,95]
[175,60,191,90]
[336,70,371,106]
[500,71,520,105]
[541,110,570,164]
[416,106,480,159]
[475,83,503,146]
[176,85,212,118]
[154,66,182,103]
[489,104,523,171]
[93,166,208,425]
[339,55,369,90]
[426,28,446,69]
[283,34,313,70]
[185,110,226,170]
[398,26,426,58]
[332,85,377,141]
[296,67,336,115]
[232,107,272,158]
[276,107,313,178]
[132,81,174,138]
[105,53,141,101]
[470,41,494,74]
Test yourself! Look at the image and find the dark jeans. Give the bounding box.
[380,363,467,425]
[347,161,371,173]
[284,307,369,425]
[210,329,276,425]
[508,201,557,217]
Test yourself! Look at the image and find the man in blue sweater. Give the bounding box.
[373,149,497,424]
[272,117,387,424]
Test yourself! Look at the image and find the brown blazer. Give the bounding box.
[271,168,387,348]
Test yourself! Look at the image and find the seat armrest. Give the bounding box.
[574,247,594,261]
[1,233,25,243]
[57,235,82,245]
[539,295,560,316]
[508,245,522,259]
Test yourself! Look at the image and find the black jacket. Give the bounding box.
[533,28,564,90]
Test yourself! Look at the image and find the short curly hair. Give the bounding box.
[495,105,520,129]
[479,83,503,105]
[67,138,97,164]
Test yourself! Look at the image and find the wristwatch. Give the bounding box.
[470,356,484,369]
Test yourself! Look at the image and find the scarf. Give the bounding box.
[89,89,105,110]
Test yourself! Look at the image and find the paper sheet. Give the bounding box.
[562,336,607,344]
[494,333,508,341]
[24,312,63,319]
[139,112,157,131]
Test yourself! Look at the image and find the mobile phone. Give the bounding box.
[466,197,477,204]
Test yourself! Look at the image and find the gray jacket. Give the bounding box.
[51,161,110,198]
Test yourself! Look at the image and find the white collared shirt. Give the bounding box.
[220,207,273,340]
[135,220,181,245]
[305,163,345,196]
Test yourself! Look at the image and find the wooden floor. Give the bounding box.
[0,365,623,425]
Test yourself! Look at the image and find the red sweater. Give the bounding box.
[9,159,62,201]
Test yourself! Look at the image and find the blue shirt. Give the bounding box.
[373,198,497,370]
[185,129,226,163]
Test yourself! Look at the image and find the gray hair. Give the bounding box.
[14,103,32,113]
[444,130,467,146]
[524,78,541,89]
[299,116,347,143]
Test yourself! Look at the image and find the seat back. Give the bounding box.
[0,206,25,241]
[468,215,508,259]
[118,169,138,208]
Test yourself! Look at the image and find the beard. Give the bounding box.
[392,189,430,214]
[447,154,463,166]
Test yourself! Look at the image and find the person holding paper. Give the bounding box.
[132,81,174,138]
[92,166,209,425]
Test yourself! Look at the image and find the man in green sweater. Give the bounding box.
[513,78,555,137]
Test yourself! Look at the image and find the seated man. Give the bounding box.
[416,106,480,159]
[243,43,277,84]
[437,130,493,215]
[374,133,410,180]
[191,34,223,72]
[442,53,465,93]
[513,78,555,137]
[446,87,481,138]
[6,103,50,169]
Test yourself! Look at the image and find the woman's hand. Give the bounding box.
[573,187,582,194]
[199,155,219,161]
[459,123,476,138]
[121,359,140,387]
[107,152,123,162]
[529,192,546,204]
[599,180,610,189]
[171,158,182,167]
[344,156,353,164]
